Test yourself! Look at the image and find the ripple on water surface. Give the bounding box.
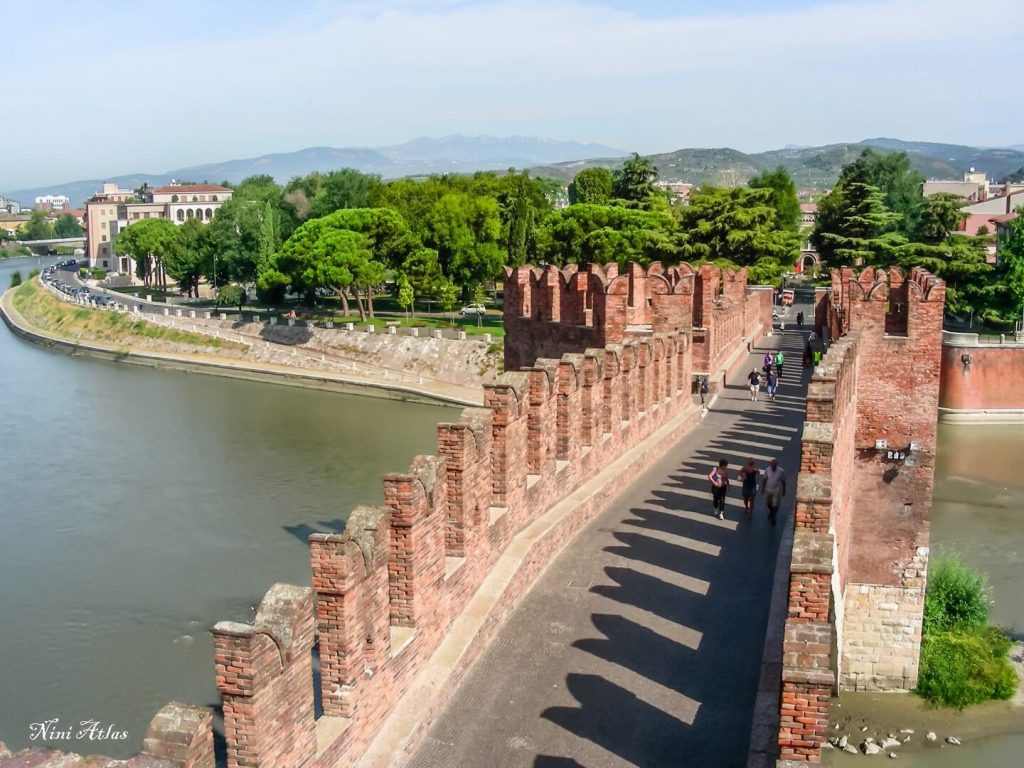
[0,271,456,758]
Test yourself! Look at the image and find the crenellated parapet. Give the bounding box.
[504,262,771,390]
[193,314,708,768]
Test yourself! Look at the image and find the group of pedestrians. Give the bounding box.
[747,350,784,402]
[707,457,787,524]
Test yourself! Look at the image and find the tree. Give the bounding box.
[677,187,799,266]
[115,218,180,290]
[396,274,414,317]
[497,171,548,266]
[914,193,967,244]
[53,214,84,238]
[17,210,56,241]
[401,247,444,301]
[997,214,1024,317]
[165,218,214,297]
[812,181,903,268]
[748,167,800,232]
[535,204,681,267]
[437,278,459,326]
[309,169,381,219]
[838,149,924,230]
[210,175,296,285]
[613,153,657,205]
[424,192,503,295]
[569,167,614,205]
[216,283,246,313]
[265,208,405,320]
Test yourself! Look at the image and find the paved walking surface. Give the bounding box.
[407,317,813,768]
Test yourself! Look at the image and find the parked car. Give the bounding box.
[459,304,487,317]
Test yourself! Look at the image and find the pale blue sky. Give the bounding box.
[4,0,1022,190]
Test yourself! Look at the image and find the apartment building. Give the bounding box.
[85,182,232,273]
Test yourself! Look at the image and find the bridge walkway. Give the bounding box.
[406,322,812,768]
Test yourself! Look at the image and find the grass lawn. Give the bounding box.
[13,279,245,351]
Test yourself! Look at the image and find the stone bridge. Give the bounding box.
[2,263,944,768]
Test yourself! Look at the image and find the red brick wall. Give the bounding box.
[939,335,1024,413]
[775,267,944,765]
[503,261,767,376]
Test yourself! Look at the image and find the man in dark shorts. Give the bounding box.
[708,459,729,520]
[765,369,778,402]
[760,457,787,525]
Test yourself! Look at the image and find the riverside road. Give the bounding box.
[408,314,812,768]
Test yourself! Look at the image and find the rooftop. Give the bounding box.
[151,183,231,195]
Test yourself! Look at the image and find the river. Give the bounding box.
[0,256,457,757]
[826,420,1024,766]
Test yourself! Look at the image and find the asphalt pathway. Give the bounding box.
[406,314,812,768]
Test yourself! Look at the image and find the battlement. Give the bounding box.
[503,261,772,388]
[194,316,715,768]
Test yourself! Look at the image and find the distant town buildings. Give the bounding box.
[0,196,22,215]
[923,170,990,203]
[34,194,71,212]
[796,202,819,274]
[654,180,693,205]
[85,181,232,273]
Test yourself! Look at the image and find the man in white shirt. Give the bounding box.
[760,458,787,525]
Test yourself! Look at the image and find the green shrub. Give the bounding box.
[917,627,1017,708]
[10,270,22,288]
[923,556,990,634]
[28,269,40,279]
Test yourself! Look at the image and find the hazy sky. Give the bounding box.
[5,0,1022,190]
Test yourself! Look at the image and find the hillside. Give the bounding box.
[3,136,627,207]
[530,139,1024,190]
[10,135,1024,205]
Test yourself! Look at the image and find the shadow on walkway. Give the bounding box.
[407,324,812,768]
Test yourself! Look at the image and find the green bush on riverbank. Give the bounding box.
[917,556,1017,707]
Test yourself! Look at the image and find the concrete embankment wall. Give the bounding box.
[0,286,481,408]
[939,331,1024,422]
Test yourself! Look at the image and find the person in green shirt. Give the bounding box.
[773,350,784,380]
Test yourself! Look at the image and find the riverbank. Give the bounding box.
[1,281,484,407]
[825,641,1024,762]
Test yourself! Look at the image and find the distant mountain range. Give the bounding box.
[6,136,1024,208]
[3,136,628,207]
[529,138,1024,190]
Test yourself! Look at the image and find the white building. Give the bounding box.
[34,194,71,212]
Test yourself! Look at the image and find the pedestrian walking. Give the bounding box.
[747,368,761,401]
[762,353,773,377]
[773,350,785,380]
[708,459,730,520]
[765,369,778,402]
[738,458,759,519]
[699,376,709,406]
[797,311,804,328]
[760,458,787,525]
